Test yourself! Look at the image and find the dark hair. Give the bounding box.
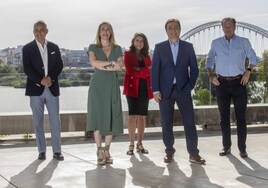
[129,33,149,56]
[221,17,236,27]
[165,19,181,30]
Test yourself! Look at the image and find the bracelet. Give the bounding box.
[109,60,115,68]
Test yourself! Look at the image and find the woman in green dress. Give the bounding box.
[87,22,124,165]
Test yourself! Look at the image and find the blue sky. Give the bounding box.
[1,0,268,50]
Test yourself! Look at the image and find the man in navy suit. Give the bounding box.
[23,20,64,161]
[151,18,205,164]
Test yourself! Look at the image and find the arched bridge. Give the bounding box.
[181,21,268,57]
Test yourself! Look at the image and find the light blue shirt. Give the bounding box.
[205,35,258,76]
[169,40,179,83]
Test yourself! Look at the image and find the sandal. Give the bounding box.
[97,147,106,165]
[127,145,134,155]
[104,145,113,164]
[136,143,149,154]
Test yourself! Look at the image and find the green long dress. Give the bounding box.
[87,44,123,135]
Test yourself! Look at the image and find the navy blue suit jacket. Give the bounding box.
[23,40,63,96]
[151,40,199,99]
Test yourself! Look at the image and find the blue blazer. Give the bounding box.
[23,40,63,96]
[151,40,199,99]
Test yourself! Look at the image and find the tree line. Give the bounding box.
[0,50,268,105]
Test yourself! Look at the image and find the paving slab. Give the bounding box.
[0,127,268,188]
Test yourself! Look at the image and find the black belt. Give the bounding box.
[217,75,242,81]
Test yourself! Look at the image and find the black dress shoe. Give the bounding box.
[38,152,46,160]
[53,153,64,161]
[164,154,174,163]
[219,148,231,156]
[239,151,248,158]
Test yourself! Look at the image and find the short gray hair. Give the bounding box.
[221,17,236,27]
[33,20,47,30]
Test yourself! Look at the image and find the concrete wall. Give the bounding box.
[1,104,268,135]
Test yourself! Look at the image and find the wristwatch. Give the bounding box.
[246,68,252,72]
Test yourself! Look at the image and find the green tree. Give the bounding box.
[0,64,23,87]
[0,64,17,74]
[193,88,210,105]
[257,50,268,103]
[193,56,217,105]
[16,64,25,73]
[247,78,263,103]
[77,69,91,81]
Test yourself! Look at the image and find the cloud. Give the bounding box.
[0,0,268,50]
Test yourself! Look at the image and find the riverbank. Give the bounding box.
[0,86,159,113]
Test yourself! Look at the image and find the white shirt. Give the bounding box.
[35,40,48,76]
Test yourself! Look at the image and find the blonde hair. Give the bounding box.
[94,21,116,48]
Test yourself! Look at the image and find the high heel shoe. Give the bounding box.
[104,145,113,164]
[127,144,134,155]
[97,147,106,165]
[136,143,149,154]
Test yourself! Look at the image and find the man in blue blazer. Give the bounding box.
[23,20,64,161]
[151,19,205,164]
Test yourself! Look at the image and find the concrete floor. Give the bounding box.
[1,126,268,188]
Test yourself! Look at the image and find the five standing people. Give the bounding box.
[205,17,259,158]
[23,20,64,161]
[123,33,153,155]
[151,19,205,164]
[23,17,259,164]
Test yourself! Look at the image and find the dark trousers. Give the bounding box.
[159,87,199,155]
[215,78,247,152]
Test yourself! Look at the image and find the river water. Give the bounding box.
[0,86,159,114]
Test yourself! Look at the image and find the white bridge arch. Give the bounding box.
[181,21,268,57]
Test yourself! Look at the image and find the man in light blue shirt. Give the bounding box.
[205,17,258,158]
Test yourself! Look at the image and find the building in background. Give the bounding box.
[0,46,91,68]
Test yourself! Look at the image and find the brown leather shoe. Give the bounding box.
[164,154,174,163]
[189,154,206,164]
